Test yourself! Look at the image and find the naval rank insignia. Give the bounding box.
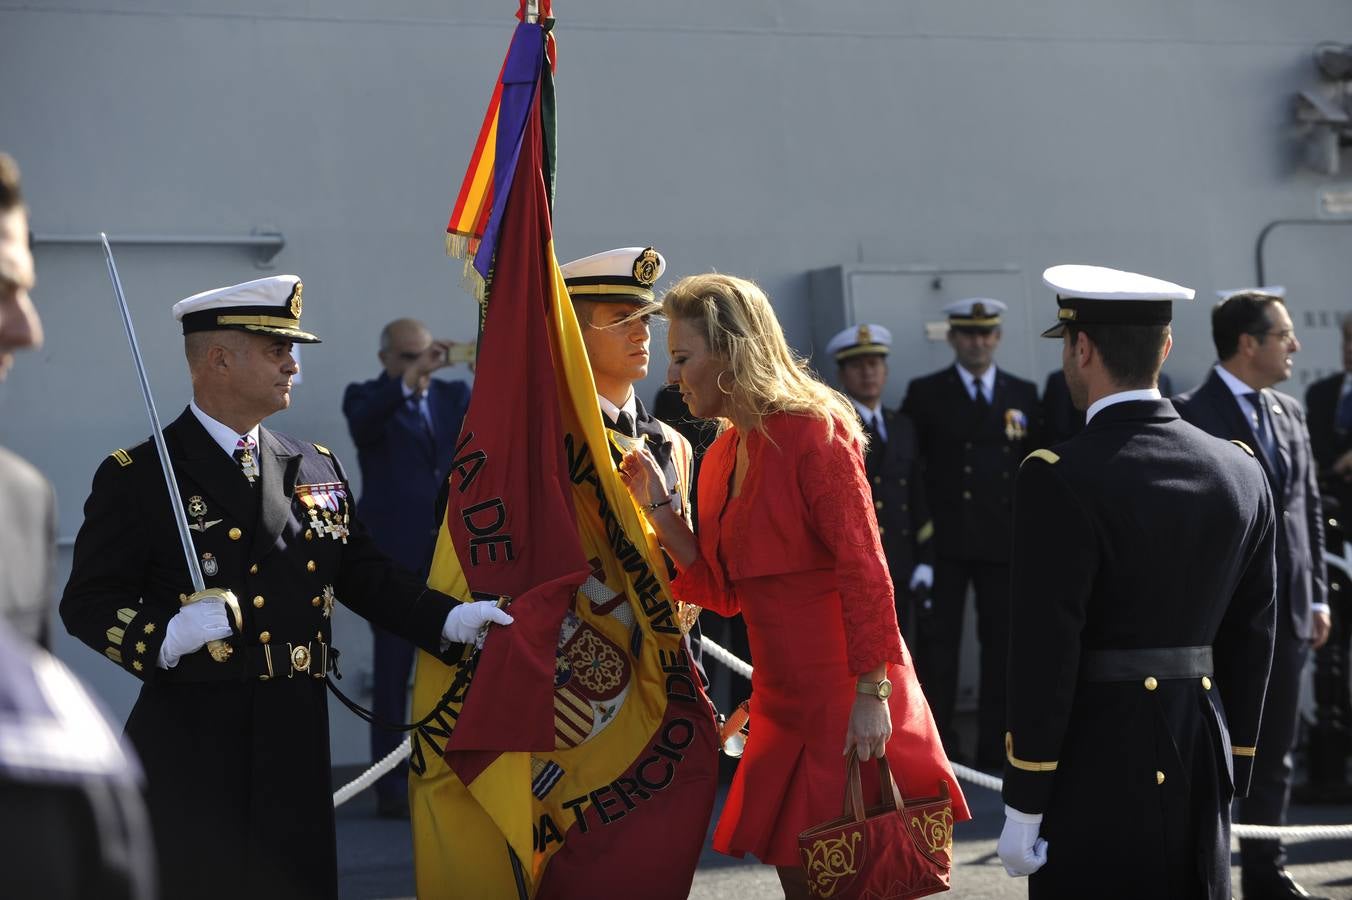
[187,496,207,518]
[201,552,219,577]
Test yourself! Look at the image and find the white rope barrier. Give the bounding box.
[333,737,411,808]
[699,637,1352,842]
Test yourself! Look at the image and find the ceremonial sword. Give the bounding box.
[100,233,242,661]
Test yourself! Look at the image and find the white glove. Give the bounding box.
[908,563,934,591]
[442,600,514,647]
[997,805,1048,877]
[157,599,233,669]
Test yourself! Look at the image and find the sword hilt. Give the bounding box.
[182,588,243,663]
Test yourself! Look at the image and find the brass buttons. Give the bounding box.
[259,631,271,644]
[1144,676,1158,691]
[874,500,883,510]
[1155,770,1165,785]
[305,529,314,541]
[306,560,316,573]
[878,526,886,537]
[249,564,259,575]
[229,527,242,541]
[311,596,322,607]
[1201,676,1212,691]
[963,491,972,500]
[253,595,265,609]
[872,476,881,485]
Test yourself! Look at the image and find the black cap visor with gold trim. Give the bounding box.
[180,304,322,343]
[1041,297,1173,339]
[834,343,891,362]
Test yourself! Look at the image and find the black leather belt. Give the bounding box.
[1080,645,1213,682]
[170,639,336,683]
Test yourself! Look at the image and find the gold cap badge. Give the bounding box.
[289,281,303,319]
[632,248,661,287]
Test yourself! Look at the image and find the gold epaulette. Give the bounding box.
[1006,732,1057,772]
[1229,439,1255,457]
[313,443,332,457]
[110,449,133,467]
[1021,448,1060,467]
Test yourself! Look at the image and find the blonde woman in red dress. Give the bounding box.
[619,273,969,899]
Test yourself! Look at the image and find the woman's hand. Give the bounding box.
[845,693,892,762]
[618,445,669,508]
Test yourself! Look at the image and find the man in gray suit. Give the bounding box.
[1174,288,1331,900]
[0,151,56,648]
[0,151,156,898]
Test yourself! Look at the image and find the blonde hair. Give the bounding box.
[662,273,863,446]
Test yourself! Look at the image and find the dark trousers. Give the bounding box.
[370,627,416,803]
[914,557,1010,767]
[1237,606,1310,874]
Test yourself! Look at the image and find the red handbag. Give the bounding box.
[797,750,953,900]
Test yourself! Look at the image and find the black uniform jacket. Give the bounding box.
[862,408,934,583]
[901,365,1040,562]
[1003,399,1276,900]
[1175,371,1326,640]
[1306,371,1352,512]
[60,408,463,900]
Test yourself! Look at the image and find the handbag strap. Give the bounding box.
[842,748,907,822]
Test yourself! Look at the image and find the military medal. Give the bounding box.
[201,552,219,577]
[1004,408,1028,441]
[320,584,336,619]
[296,482,349,542]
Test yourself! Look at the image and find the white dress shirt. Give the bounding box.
[400,379,434,434]
[189,401,260,459]
[955,364,997,404]
[597,390,638,431]
[1084,388,1162,424]
[850,397,888,442]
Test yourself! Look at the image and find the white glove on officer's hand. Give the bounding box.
[908,563,934,591]
[442,600,514,647]
[997,805,1048,877]
[157,599,233,669]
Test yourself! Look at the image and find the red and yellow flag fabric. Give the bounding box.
[411,7,718,898]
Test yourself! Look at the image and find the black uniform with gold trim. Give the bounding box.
[1004,399,1276,899]
[60,409,463,900]
[864,407,934,640]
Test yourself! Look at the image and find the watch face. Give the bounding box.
[877,679,893,699]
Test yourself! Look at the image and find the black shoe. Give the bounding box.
[1241,868,1331,900]
[376,794,410,820]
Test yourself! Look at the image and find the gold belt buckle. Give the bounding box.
[289,642,311,678]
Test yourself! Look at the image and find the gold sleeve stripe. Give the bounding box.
[313,443,332,456]
[1229,439,1255,457]
[110,449,133,467]
[1022,448,1060,467]
[1232,745,1257,757]
[1006,732,1057,772]
[116,608,137,624]
[106,627,125,646]
[104,647,123,664]
[917,521,935,544]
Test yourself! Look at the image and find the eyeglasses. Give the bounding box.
[1253,328,1297,342]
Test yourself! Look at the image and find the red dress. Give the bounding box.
[673,412,970,866]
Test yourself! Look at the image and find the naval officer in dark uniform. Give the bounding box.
[824,323,934,640]
[998,265,1277,900]
[901,297,1041,767]
[60,275,512,900]
[1174,288,1330,900]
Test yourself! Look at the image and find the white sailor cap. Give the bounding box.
[560,247,665,307]
[825,323,892,362]
[1215,285,1286,301]
[1040,265,1193,339]
[172,275,320,343]
[943,298,1007,331]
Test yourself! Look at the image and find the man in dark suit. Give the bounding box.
[60,275,510,899]
[0,151,156,900]
[1000,265,1276,900]
[824,322,934,641]
[1173,288,1330,900]
[343,317,471,817]
[1306,312,1352,511]
[901,297,1041,768]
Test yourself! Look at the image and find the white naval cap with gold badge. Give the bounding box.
[1040,264,1194,339]
[825,323,892,363]
[943,297,1008,331]
[1215,285,1286,301]
[560,247,665,308]
[172,275,321,343]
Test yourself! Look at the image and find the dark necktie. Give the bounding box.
[233,435,259,484]
[616,411,636,437]
[1243,392,1284,483]
[1337,387,1352,435]
[865,412,882,445]
[409,396,434,442]
[973,383,990,412]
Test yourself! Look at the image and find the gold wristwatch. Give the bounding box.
[856,677,893,699]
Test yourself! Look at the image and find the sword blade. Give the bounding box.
[100,233,205,594]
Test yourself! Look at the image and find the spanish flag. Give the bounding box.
[410,6,718,897]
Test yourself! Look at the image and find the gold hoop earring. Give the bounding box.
[716,371,734,395]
